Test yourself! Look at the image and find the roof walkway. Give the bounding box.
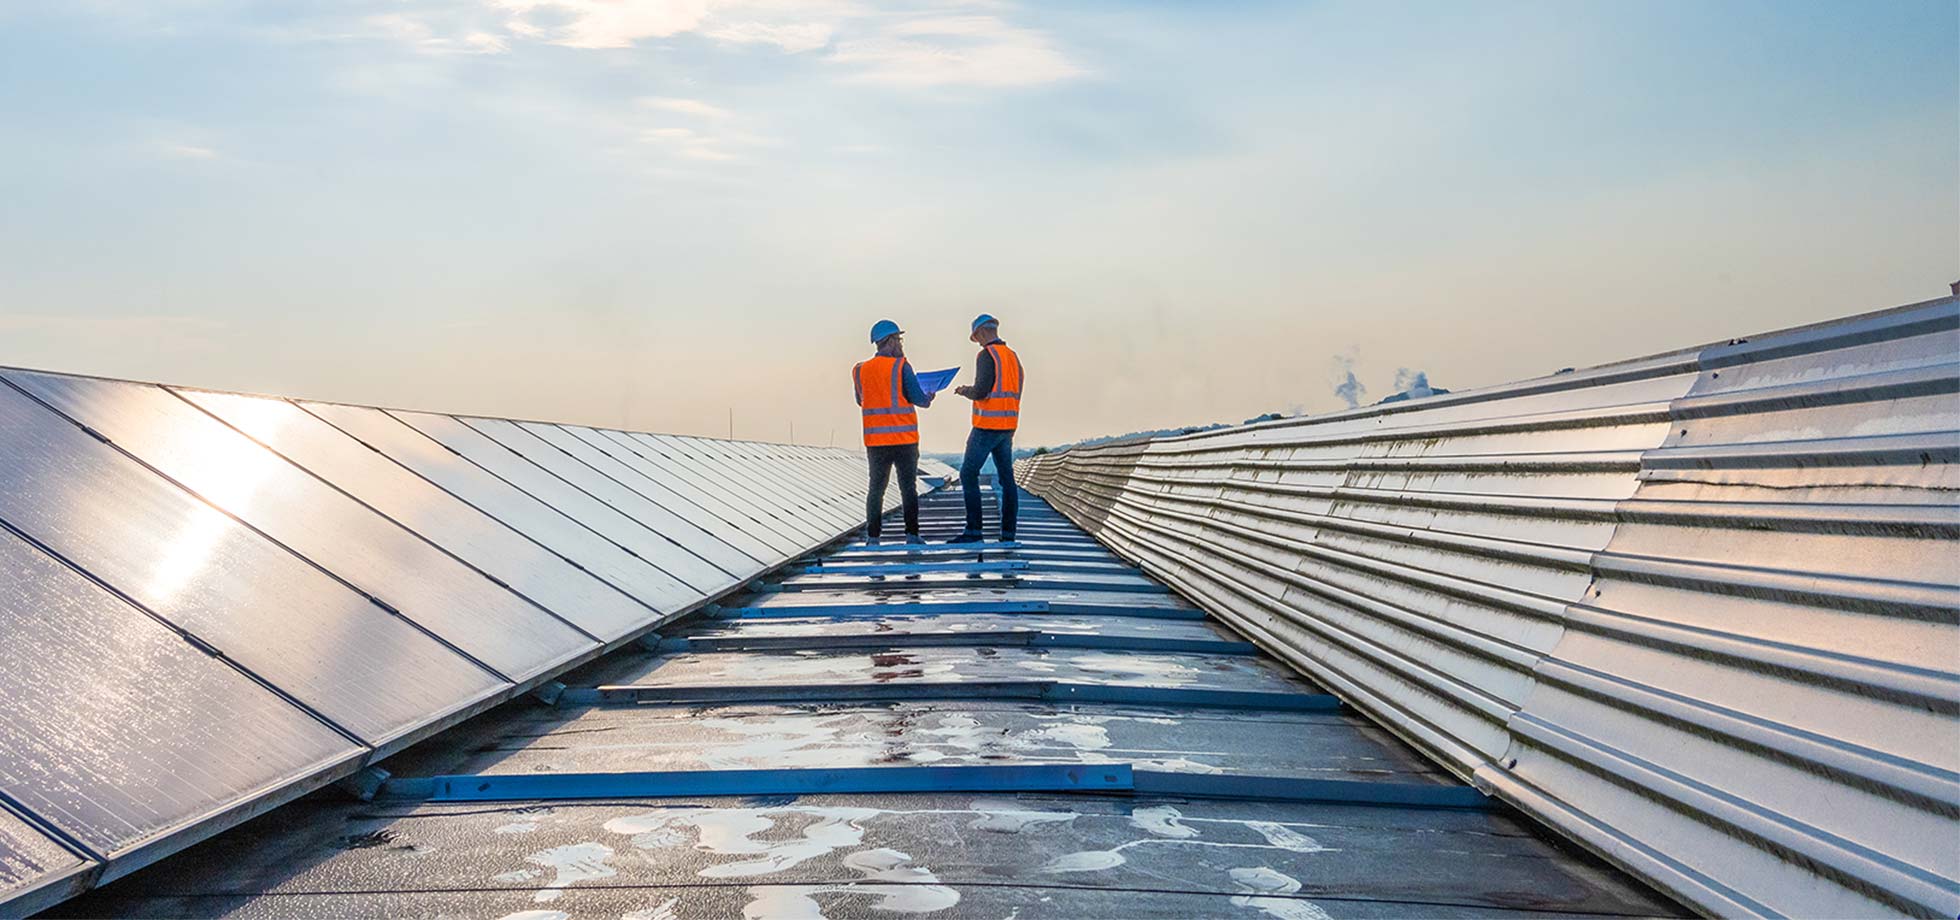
[48,485,1683,919]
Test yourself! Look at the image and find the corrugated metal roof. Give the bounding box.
[0,369,899,918]
[1019,296,1960,918]
[42,486,1679,919]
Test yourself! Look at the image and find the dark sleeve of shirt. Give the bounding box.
[852,363,863,406]
[901,361,933,407]
[972,348,996,396]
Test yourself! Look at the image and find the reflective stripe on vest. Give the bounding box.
[972,342,1021,431]
[855,355,919,447]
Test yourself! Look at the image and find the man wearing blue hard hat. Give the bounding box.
[947,313,1023,543]
[853,319,935,543]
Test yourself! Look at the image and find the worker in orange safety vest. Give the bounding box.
[947,313,1022,543]
[853,319,935,543]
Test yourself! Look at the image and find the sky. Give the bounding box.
[0,0,1953,452]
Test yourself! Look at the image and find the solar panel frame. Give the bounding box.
[0,798,94,918]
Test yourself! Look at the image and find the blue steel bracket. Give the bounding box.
[558,680,1341,712]
[334,766,391,802]
[373,764,1490,811]
[385,763,1136,802]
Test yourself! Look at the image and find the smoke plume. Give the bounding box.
[1331,351,1366,409]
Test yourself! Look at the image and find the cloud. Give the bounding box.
[156,143,218,160]
[470,1,1081,87]
[830,14,1084,87]
[640,97,733,119]
[493,0,712,49]
[702,19,836,53]
[631,100,771,163]
[465,31,510,53]
[365,11,511,54]
[637,124,767,161]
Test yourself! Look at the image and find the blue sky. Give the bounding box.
[1,0,1953,449]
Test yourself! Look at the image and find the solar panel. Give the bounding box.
[394,412,742,594]
[608,431,836,542]
[179,390,658,643]
[517,421,792,562]
[458,416,764,580]
[764,442,869,518]
[0,802,90,914]
[0,527,363,860]
[5,372,596,684]
[0,382,504,747]
[574,426,827,548]
[644,434,855,529]
[296,401,703,616]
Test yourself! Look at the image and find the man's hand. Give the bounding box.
[954,385,976,399]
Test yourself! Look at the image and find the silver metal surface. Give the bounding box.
[1020,296,1960,919]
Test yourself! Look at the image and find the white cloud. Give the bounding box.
[493,0,713,49]
[640,97,733,119]
[702,19,836,53]
[830,14,1084,87]
[157,143,218,159]
[467,1,1081,87]
[365,11,510,54]
[465,31,510,53]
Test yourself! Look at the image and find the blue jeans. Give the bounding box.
[960,427,1018,536]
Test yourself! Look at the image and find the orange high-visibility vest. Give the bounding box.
[855,355,920,447]
[972,342,1022,431]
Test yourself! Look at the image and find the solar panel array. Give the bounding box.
[0,370,904,917]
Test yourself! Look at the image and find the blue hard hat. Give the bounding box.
[971,313,998,334]
[869,319,903,344]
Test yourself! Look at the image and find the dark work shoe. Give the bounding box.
[997,534,1016,544]
[904,534,926,545]
[944,532,985,544]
